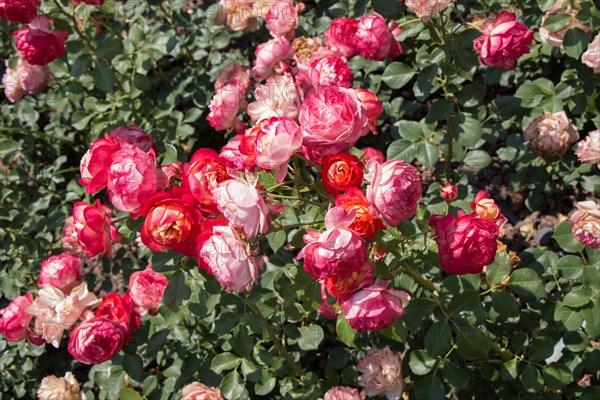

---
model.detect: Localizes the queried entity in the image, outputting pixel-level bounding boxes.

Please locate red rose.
[335,188,385,239]
[324,18,359,59]
[13,16,68,66]
[320,153,364,194]
[71,200,122,258]
[79,134,121,194]
[95,293,139,341]
[0,0,39,24]
[441,183,458,202]
[68,316,126,364]
[183,149,231,215]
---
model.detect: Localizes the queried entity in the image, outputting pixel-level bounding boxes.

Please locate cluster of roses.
[0,251,168,365]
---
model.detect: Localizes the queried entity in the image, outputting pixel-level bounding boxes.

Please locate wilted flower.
[523,111,579,158]
[214,63,251,93]
[357,347,405,400]
[577,130,600,168]
[582,34,600,73]
[323,386,366,400]
[405,0,454,22]
[182,382,224,400]
[570,201,600,249]
[214,0,267,32]
[37,372,84,400]
[2,58,53,102]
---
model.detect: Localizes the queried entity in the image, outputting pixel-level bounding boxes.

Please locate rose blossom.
[71,200,122,258]
[340,280,410,332]
[128,265,168,315]
[361,147,385,164]
[0,293,34,342]
[68,315,127,364]
[2,61,26,102]
[570,201,600,249]
[247,73,301,121]
[429,211,499,275]
[0,0,38,24]
[182,382,224,400]
[37,372,83,400]
[470,191,507,227]
[219,134,246,171]
[336,188,385,239]
[523,111,579,158]
[357,347,405,400]
[140,187,203,257]
[109,125,154,152]
[252,36,294,80]
[214,63,251,93]
[207,82,247,133]
[324,262,373,300]
[183,149,231,215]
[2,58,53,102]
[265,0,304,38]
[94,293,139,341]
[356,89,383,132]
[472,11,534,70]
[324,386,366,400]
[61,216,84,255]
[297,207,367,279]
[577,130,600,168]
[199,226,260,292]
[406,0,453,22]
[355,13,402,61]
[38,253,82,293]
[366,160,422,227]
[214,0,265,33]
[13,16,68,66]
[441,183,458,202]
[79,134,121,194]
[324,18,359,58]
[540,4,590,48]
[582,34,600,73]
[321,153,364,194]
[309,56,353,88]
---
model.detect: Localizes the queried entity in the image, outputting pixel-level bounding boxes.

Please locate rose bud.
[309,56,353,88]
[361,147,385,164]
[441,183,458,202]
[582,34,600,74]
[140,186,203,257]
[207,82,247,133]
[355,13,402,61]
[79,134,121,194]
[37,372,82,400]
[109,125,154,152]
[336,188,385,239]
[405,0,453,22]
[366,160,422,227]
[0,0,39,24]
[128,265,168,316]
[38,253,82,293]
[182,382,224,400]
[357,347,405,399]
[0,293,34,342]
[67,315,127,364]
[95,293,139,341]
[429,211,499,275]
[252,36,294,80]
[72,200,122,258]
[61,216,84,255]
[540,5,590,48]
[470,191,507,227]
[265,0,304,38]
[297,207,367,279]
[199,226,260,292]
[321,153,364,194]
[247,73,301,122]
[212,178,271,238]
[324,18,360,59]
[472,11,534,70]
[570,201,600,249]
[13,16,68,66]
[356,89,383,132]
[215,63,251,94]
[523,111,579,158]
[324,386,366,400]
[324,262,373,300]
[183,149,231,216]
[340,280,410,332]
[577,130,600,168]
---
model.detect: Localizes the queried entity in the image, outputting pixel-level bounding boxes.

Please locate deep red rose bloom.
[321,153,364,194]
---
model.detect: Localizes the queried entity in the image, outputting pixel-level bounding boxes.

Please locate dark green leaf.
[163,270,191,311]
[382,62,415,89]
[414,374,445,400]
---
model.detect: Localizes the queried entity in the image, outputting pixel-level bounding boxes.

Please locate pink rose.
[361,147,385,164]
[212,178,271,238]
[470,191,507,227]
[297,207,367,280]
[472,11,534,70]
[182,382,224,400]
[429,211,499,275]
[2,61,26,102]
[79,134,121,194]
[252,36,294,80]
[324,386,366,400]
[128,265,169,315]
[215,63,251,93]
[219,134,246,171]
[13,16,68,66]
[340,280,410,332]
[355,89,383,132]
[577,130,600,168]
[199,226,260,292]
[324,261,373,300]
[355,13,402,61]
[61,216,84,255]
[71,200,122,258]
[2,58,53,102]
[109,125,154,152]
[357,347,405,400]
[183,149,231,215]
[309,56,353,88]
[570,201,600,249]
[441,183,458,202]
[324,18,359,59]
[523,111,579,158]
[405,0,453,22]
[0,0,38,24]
[107,148,164,217]
[207,82,247,133]
[94,293,139,342]
[68,316,126,364]
[265,0,304,38]
[38,253,82,293]
[582,34,600,73]
[366,160,422,227]
[247,73,301,121]
[0,293,34,342]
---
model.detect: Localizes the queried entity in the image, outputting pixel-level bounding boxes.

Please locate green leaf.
[220,370,245,400]
[463,150,491,169]
[414,65,438,101]
[554,305,583,331]
[425,99,454,123]
[515,81,545,108]
[119,388,142,400]
[491,291,519,318]
[424,321,452,357]
[563,288,593,308]
[409,350,438,375]
[581,301,600,337]
[487,255,512,285]
[336,314,356,347]
[71,54,93,76]
[542,13,572,31]
[382,62,415,89]
[387,139,420,163]
[122,354,144,382]
[266,230,286,253]
[454,114,483,148]
[521,364,543,393]
[414,374,445,400]
[448,290,479,316]
[298,325,324,351]
[443,361,469,389]
[211,353,241,374]
[500,358,518,381]
[508,268,544,299]
[96,37,124,59]
[556,255,584,280]
[162,143,178,164]
[93,60,115,92]
[553,221,584,253]
[563,28,589,59]
[395,120,424,141]
[416,142,439,168]
[151,250,183,272]
[542,364,572,389]
[456,326,489,359]
[255,373,276,396]
[458,84,485,107]
[163,270,191,311]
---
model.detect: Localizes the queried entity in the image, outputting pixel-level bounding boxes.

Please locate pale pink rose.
[2,61,26,102]
[582,34,600,73]
[219,134,246,171]
[2,58,53,102]
[366,160,422,227]
[540,4,590,48]
[214,63,251,93]
[128,265,168,315]
[309,56,353,88]
[38,253,82,293]
[252,36,294,80]
[252,116,302,179]
[357,347,405,400]
[577,130,600,168]
[207,82,247,133]
[37,372,84,400]
[199,226,260,292]
[324,18,359,59]
[405,0,454,22]
[570,201,600,249]
[247,73,301,121]
[109,125,154,152]
[182,382,224,400]
[107,147,164,217]
[0,293,34,342]
[361,147,385,164]
[355,13,402,61]
[265,0,304,38]
[212,178,270,238]
[79,134,121,194]
[297,207,367,280]
[324,386,366,400]
[523,111,579,158]
[61,216,84,255]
